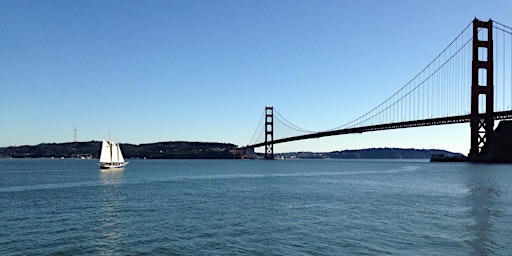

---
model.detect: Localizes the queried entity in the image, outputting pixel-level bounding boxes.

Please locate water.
[1,159,511,255]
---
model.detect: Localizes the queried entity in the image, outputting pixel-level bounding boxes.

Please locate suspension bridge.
[246,18,512,161]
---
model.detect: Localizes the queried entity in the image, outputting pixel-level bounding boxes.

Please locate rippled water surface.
[1,159,512,255]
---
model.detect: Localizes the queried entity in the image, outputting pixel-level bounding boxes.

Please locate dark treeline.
[327,148,460,159]
[1,142,467,160]
[0,141,242,159]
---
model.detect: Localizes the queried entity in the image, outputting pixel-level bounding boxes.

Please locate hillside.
[276,148,462,159]
[0,141,242,159]
[0,142,463,160]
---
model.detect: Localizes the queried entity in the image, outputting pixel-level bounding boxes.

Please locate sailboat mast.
[108,131,113,164]
[109,141,113,164]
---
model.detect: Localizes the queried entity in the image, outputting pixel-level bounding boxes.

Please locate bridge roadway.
[249,110,512,148]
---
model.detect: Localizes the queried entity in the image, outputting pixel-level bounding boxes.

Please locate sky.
[1,0,511,154]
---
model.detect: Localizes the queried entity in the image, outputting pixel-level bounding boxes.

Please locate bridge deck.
[249,110,512,148]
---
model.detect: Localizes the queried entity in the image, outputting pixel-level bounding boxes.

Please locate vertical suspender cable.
[443,53,447,116]
[461,34,465,114]
[420,71,426,119]
[448,48,451,115]
[495,31,498,111]
[448,46,451,115]
[454,43,457,114]
[504,30,506,111]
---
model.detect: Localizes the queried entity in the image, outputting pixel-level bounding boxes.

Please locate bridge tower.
[264,106,274,160]
[469,18,494,160]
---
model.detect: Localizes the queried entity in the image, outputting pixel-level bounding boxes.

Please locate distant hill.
[0,142,462,160]
[276,148,463,159]
[0,141,242,159]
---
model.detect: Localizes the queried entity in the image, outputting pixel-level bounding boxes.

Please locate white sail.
[99,140,111,163]
[117,144,125,163]
[111,142,120,163]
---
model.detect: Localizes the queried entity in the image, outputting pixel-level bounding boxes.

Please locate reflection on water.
[97,169,125,255]
[99,168,124,185]
[465,167,503,256]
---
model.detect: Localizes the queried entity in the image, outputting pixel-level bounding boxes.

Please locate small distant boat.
[99,139,128,169]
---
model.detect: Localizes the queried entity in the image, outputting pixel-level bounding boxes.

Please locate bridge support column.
[264,106,274,160]
[242,147,255,159]
[469,18,494,160]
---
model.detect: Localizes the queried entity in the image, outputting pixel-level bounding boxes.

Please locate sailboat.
[99,139,128,169]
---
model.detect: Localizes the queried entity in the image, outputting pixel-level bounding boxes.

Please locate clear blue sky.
[1,0,510,154]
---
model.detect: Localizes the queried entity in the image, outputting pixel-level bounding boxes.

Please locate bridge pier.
[476,121,512,162]
[241,147,255,159]
[469,18,494,161]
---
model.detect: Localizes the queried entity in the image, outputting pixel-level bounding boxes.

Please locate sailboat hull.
[99,162,128,169]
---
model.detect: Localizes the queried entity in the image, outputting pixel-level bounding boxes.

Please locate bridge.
[246,18,512,161]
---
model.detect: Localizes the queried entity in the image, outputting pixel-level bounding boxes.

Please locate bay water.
[1,158,511,255]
